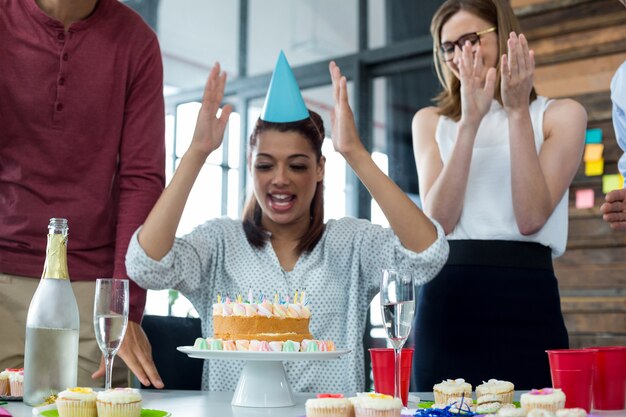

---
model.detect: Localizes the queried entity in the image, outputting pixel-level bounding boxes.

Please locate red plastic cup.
[369,348,413,406]
[546,349,597,412]
[586,346,626,410]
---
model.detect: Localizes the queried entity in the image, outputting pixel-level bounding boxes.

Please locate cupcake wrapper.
[477,391,514,404]
[0,379,9,396]
[57,399,97,417]
[354,406,401,417]
[433,390,473,406]
[306,405,353,417]
[9,381,23,397]
[522,400,566,413]
[96,400,142,417]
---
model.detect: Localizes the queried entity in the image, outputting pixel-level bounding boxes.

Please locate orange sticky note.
[585,159,604,176]
[575,189,594,209]
[583,143,604,162]
[602,174,624,194]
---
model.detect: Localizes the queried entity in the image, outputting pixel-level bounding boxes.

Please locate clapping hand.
[457,42,497,126]
[328,61,365,158]
[501,32,534,112]
[189,63,233,158]
[601,189,626,230]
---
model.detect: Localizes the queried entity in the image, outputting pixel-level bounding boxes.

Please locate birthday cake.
[212,291,313,342]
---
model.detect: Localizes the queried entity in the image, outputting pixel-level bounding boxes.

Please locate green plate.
[41,409,170,417]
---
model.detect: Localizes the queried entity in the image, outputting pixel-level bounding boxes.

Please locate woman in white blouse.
[411,0,587,390]
[125,61,448,392]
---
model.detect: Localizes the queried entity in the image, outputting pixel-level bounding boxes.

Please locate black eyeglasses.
[438,27,497,62]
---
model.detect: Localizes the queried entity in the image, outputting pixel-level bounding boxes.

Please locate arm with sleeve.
[113,36,166,323]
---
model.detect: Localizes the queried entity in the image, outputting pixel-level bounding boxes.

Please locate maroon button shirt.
[0,0,166,322]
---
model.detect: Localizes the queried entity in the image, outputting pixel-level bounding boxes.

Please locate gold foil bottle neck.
[42,218,69,280]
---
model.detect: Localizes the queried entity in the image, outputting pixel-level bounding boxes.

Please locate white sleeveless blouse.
[434,96,568,256]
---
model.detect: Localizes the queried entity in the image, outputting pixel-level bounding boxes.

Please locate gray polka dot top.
[126,217,448,392]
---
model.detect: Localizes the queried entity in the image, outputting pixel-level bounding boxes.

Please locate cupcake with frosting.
[306,394,353,417]
[57,387,97,417]
[351,393,402,417]
[476,379,515,404]
[96,388,142,417]
[433,378,472,406]
[0,369,12,396]
[521,388,566,412]
[8,369,23,397]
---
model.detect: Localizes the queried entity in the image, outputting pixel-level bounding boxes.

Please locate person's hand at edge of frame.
[601,188,626,231]
[92,320,164,389]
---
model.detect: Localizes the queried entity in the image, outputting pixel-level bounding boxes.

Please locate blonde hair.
[431,0,537,121]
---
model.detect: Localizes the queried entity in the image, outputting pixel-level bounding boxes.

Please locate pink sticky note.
[575,189,595,209]
[0,406,12,417]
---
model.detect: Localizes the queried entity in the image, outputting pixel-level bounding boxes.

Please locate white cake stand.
[177,346,351,408]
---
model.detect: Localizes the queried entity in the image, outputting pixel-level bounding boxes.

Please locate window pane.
[165,114,175,184]
[248,0,357,75]
[323,139,346,220]
[367,0,442,48]
[158,0,239,91]
[176,162,223,236]
[175,102,223,165]
[228,168,240,219]
[370,152,389,227]
[227,112,241,169]
[372,69,439,195]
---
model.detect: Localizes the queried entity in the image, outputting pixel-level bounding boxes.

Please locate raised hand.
[328,61,365,157]
[501,32,534,112]
[188,63,233,158]
[458,42,497,126]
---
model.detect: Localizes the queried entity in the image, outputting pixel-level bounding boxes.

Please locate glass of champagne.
[380,269,415,401]
[94,278,129,390]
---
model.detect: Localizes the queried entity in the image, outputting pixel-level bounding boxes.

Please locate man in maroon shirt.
[0,0,165,388]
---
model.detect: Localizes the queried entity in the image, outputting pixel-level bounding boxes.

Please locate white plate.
[177,346,351,361]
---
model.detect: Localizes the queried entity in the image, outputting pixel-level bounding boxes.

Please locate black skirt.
[411,240,569,391]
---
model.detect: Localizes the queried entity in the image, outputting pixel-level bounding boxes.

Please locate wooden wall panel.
[514,0,626,348]
[534,53,626,98]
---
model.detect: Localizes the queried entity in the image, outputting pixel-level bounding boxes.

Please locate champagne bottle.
[23,218,79,406]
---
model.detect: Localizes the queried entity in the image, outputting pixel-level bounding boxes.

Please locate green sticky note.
[585,128,602,144]
[603,174,624,194]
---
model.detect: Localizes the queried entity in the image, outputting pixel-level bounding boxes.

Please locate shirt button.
[63,53,69,61]
[57,33,65,41]
[56,103,64,111]
[58,77,65,86]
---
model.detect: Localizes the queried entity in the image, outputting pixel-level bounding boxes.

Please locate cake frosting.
[192,337,334,352]
[521,388,566,412]
[351,393,403,410]
[58,387,97,401]
[96,388,142,404]
[212,291,312,342]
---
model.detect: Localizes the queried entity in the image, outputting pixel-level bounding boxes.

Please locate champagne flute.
[94,278,129,390]
[380,269,415,401]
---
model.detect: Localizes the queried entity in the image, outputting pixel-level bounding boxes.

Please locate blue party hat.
[260,51,309,122]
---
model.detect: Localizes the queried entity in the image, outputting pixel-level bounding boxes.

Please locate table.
[3,391,626,417]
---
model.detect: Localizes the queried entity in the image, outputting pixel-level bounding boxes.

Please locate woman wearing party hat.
[125,52,448,392]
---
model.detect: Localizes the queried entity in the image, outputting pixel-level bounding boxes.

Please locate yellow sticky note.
[583,143,604,162]
[575,189,594,209]
[585,159,604,176]
[602,174,624,194]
